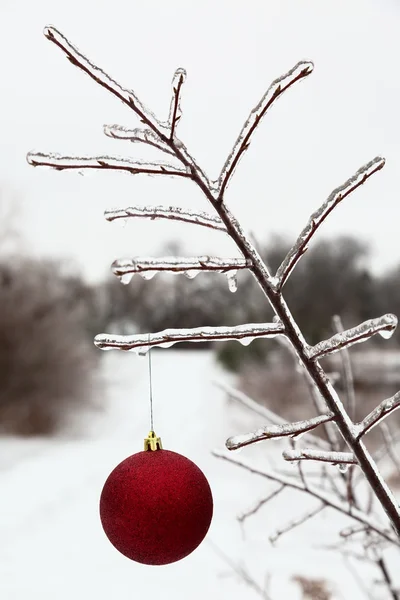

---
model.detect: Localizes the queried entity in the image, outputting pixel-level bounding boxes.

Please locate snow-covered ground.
[0,350,396,599]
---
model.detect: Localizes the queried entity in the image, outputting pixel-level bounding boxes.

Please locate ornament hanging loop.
[144,430,163,451]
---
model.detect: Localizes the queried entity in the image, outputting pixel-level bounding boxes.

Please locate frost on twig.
[276,157,385,288]
[104,206,227,233]
[26,152,190,177]
[168,68,186,138]
[43,26,168,135]
[356,391,400,439]
[111,255,250,284]
[269,503,325,544]
[307,314,397,360]
[94,322,285,353]
[217,60,314,198]
[226,413,335,450]
[282,448,358,466]
[103,125,175,155]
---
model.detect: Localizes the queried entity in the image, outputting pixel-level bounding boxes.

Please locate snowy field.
[0,350,397,600]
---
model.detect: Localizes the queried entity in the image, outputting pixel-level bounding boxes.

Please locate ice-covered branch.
[276,157,385,288]
[307,314,397,360]
[103,125,175,155]
[111,255,250,284]
[282,448,358,465]
[356,392,400,439]
[26,152,190,177]
[238,485,285,524]
[212,450,398,545]
[168,68,186,138]
[269,503,325,544]
[94,322,285,353]
[226,413,335,451]
[217,60,313,198]
[104,205,227,233]
[43,26,167,135]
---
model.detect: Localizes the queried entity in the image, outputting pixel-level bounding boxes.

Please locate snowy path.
[0,351,382,599]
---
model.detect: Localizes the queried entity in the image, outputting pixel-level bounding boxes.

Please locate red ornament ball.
[99,448,213,565]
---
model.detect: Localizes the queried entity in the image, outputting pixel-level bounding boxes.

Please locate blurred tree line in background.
[1,233,399,435]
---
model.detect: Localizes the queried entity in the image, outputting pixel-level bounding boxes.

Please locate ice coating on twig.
[276,157,385,288]
[226,413,335,450]
[282,448,357,465]
[104,205,227,232]
[26,152,190,177]
[103,125,175,155]
[217,60,314,198]
[238,485,285,524]
[111,256,251,281]
[43,26,168,135]
[168,68,186,138]
[356,391,400,439]
[308,314,397,360]
[269,504,325,544]
[94,322,285,353]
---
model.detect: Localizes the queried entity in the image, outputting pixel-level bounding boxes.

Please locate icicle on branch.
[269,503,326,544]
[307,314,397,360]
[217,60,314,198]
[94,322,285,353]
[355,391,400,439]
[276,157,385,288]
[43,26,168,135]
[26,152,190,177]
[212,450,399,545]
[168,68,186,138]
[226,413,335,451]
[282,448,358,465]
[103,125,175,155]
[111,255,251,283]
[104,205,227,233]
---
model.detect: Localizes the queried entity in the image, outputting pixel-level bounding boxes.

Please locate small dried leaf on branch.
[103,125,175,155]
[94,322,285,353]
[43,26,167,134]
[276,157,385,288]
[283,448,358,465]
[226,413,335,451]
[308,314,397,360]
[218,60,314,197]
[356,392,400,439]
[26,152,190,177]
[104,206,227,232]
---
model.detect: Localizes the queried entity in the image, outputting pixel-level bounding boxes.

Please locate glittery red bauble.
[99,449,213,565]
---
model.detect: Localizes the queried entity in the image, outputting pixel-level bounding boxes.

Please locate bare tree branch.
[269,503,325,544]
[217,60,313,198]
[168,68,186,139]
[308,314,398,360]
[104,205,227,232]
[226,413,335,451]
[95,322,285,352]
[356,391,400,439]
[103,125,175,155]
[276,157,385,288]
[282,448,357,465]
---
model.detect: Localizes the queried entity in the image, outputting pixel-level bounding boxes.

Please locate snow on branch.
[103,125,175,155]
[282,448,357,465]
[217,60,314,198]
[168,68,186,138]
[26,152,190,177]
[276,157,385,288]
[94,322,285,353]
[43,26,167,135]
[226,413,335,450]
[104,205,227,233]
[307,314,397,360]
[111,255,251,283]
[356,391,400,439]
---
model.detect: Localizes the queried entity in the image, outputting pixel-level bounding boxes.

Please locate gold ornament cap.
[144,430,163,451]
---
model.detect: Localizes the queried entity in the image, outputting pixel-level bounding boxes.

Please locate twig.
[94,322,285,352]
[333,315,356,423]
[282,448,357,465]
[269,503,325,544]
[104,205,227,232]
[308,314,398,360]
[356,391,400,439]
[238,484,285,524]
[380,422,400,478]
[276,157,385,288]
[168,68,186,138]
[226,413,335,450]
[103,125,175,155]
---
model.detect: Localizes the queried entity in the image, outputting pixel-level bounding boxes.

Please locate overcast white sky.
[1,0,400,282]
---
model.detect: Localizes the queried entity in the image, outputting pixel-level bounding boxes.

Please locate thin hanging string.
[148,337,154,431]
